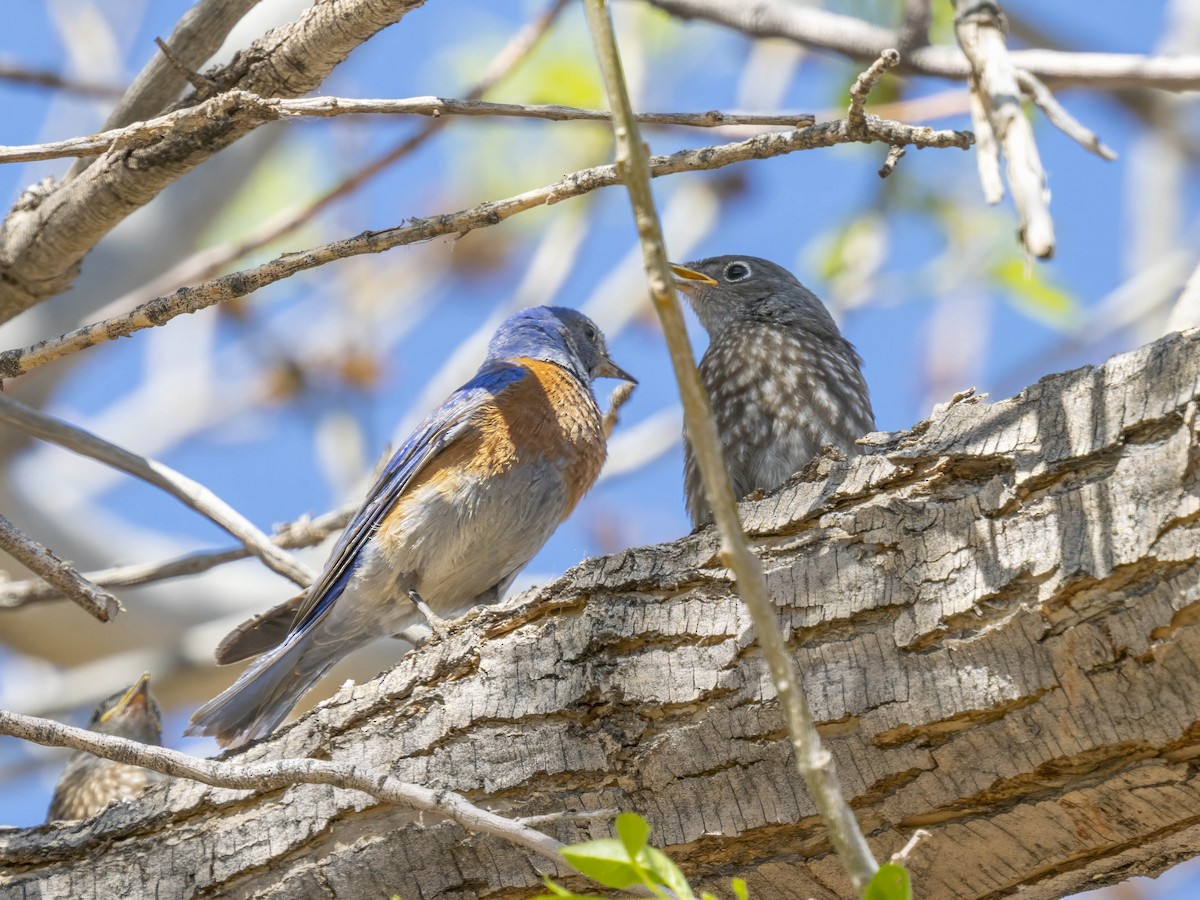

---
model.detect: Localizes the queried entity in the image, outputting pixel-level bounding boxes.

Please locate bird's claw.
[409,591,449,639]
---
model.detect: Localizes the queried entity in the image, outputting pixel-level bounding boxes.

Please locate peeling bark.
[4,329,1200,898]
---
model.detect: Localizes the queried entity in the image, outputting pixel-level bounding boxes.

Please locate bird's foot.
[409,591,449,639]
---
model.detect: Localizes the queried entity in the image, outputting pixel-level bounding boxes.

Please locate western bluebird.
[48,673,165,821]
[188,307,634,748]
[671,255,875,527]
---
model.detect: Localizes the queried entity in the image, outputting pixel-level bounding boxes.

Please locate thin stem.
[0,395,315,588]
[0,708,563,864]
[0,116,970,383]
[581,0,880,894]
[0,93,819,166]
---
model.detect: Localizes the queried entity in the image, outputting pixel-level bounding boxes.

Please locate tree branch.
[0,93,820,166]
[0,116,971,383]
[1015,68,1117,160]
[0,0,428,325]
[0,395,315,588]
[584,1,880,894]
[7,328,1200,896]
[0,506,354,610]
[0,709,564,865]
[644,0,1200,90]
[954,0,1055,258]
[0,61,123,98]
[80,0,572,344]
[67,0,261,179]
[0,514,121,622]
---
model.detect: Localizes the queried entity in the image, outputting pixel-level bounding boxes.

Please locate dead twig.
[0,514,121,622]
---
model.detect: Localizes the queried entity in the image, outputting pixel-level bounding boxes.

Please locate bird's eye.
[583,325,596,341]
[724,261,752,282]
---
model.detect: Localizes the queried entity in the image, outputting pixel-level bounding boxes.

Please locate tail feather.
[187,631,357,748]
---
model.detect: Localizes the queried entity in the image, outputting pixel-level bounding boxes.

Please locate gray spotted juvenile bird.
[671,255,875,526]
[47,673,165,821]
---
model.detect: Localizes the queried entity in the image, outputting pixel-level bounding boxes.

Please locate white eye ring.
[724,261,752,282]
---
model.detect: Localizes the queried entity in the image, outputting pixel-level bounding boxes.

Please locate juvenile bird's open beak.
[670,263,718,290]
[102,672,152,722]
[596,356,637,384]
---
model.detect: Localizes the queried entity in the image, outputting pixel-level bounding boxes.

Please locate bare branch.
[0,93,820,166]
[644,0,1200,91]
[0,709,564,865]
[848,47,900,130]
[0,61,123,98]
[0,514,121,622]
[954,1,1055,258]
[0,506,354,610]
[1015,69,1118,160]
[0,0,429,325]
[602,383,638,440]
[83,0,571,338]
[583,2,880,894]
[878,143,907,178]
[897,0,932,51]
[0,116,971,383]
[95,0,258,128]
[0,395,315,588]
[967,84,1004,203]
[152,36,217,97]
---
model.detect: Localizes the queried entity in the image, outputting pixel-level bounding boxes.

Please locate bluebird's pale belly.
[319,356,604,641]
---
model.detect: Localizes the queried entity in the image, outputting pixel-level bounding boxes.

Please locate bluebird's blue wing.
[286,361,529,639]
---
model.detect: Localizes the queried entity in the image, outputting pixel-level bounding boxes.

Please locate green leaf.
[640,846,695,899]
[864,863,913,900]
[531,875,608,900]
[732,877,749,900]
[991,257,1080,329]
[616,813,651,859]
[561,839,643,890]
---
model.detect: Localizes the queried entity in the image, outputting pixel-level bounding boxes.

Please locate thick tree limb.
[0,115,971,383]
[0,395,315,588]
[0,94,819,166]
[0,0,428,325]
[0,514,121,622]
[644,0,1200,90]
[4,316,1197,898]
[68,0,262,180]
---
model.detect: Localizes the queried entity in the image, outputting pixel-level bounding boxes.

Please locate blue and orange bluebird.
[187,307,635,748]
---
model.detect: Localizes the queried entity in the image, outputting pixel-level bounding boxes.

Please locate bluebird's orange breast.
[414,359,605,518]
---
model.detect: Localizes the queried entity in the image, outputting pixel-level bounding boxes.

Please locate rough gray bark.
[4,328,1200,898]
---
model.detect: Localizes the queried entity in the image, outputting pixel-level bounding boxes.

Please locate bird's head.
[489,306,636,386]
[670,255,839,340]
[88,672,163,745]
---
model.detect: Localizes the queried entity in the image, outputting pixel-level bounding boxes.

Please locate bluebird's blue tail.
[186,627,366,748]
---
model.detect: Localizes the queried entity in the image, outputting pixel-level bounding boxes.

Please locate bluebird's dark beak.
[670,263,718,290]
[596,355,637,384]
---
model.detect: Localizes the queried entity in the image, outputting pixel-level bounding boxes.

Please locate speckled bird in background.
[188,307,635,748]
[47,673,164,821]
[672,255,875,526]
